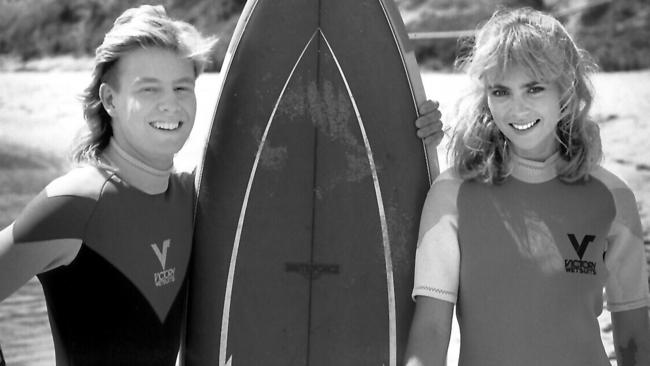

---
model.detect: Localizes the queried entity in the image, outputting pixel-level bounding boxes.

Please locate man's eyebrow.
[175,77,196,84]
[133,77,161,84]
[133,77,195,84]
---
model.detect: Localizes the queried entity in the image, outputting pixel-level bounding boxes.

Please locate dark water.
[0,278,54,366]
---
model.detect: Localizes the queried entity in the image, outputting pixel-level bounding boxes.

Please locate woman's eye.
[492,89,507,97]
[529,86,545,94]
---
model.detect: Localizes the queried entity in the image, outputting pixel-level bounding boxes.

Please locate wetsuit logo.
[151,239,176,287]
[564,234,597,275]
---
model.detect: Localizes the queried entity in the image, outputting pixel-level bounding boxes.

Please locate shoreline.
[2,55,649,74]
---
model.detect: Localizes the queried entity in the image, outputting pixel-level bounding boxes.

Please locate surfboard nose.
[183,1,433,365]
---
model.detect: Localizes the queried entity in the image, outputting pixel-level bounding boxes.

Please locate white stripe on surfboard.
[319,30,397,366]
[220,29,321,366]
[216,1,263,365]
[222,27,397,365]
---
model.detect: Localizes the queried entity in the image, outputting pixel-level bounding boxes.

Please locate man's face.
[103,47,197,169]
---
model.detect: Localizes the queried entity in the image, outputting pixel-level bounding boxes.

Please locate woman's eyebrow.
[488,83,508,89]
[522,80,542,88]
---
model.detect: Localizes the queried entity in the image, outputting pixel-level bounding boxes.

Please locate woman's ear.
[99,83,116,117]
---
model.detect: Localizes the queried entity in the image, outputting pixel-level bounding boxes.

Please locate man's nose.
[158,91,181,113]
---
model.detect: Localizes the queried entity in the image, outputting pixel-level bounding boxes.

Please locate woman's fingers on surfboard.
[418,99,440,116]
[415,100,444,146]
[416,100,442,130]
[421,129,444,148]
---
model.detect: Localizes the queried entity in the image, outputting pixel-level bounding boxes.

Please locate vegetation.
[403,0,650,71]
[564,0,650,71]
[0,0,647,71]
[0,0,246,70]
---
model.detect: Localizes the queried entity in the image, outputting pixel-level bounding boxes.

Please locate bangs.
[469,10,575,86]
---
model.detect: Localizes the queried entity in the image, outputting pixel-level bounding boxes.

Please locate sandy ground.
[0,70,648,365]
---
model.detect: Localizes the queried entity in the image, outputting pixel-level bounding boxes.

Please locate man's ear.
[99,83,116,116]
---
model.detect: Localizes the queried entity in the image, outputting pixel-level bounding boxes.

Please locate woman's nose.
[510,96,531,116]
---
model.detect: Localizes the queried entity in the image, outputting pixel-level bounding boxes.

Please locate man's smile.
[149,120,183,131]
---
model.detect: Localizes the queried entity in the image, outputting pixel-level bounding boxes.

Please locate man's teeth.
[150,121,181,130]
[511,119,539,131]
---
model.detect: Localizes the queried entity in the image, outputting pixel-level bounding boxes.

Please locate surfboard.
[182,0,438,365]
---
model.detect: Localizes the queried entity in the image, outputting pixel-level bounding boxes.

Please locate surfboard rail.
[378,0,439,184]
[183,1,439,365]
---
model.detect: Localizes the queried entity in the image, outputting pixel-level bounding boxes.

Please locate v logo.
[567,234,595,260]
[151,239,171,270]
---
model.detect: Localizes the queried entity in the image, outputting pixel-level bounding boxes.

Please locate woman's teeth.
[150,121,181,130]
[511,119,540,131]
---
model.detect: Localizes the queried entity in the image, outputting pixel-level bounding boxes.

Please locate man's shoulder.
[45,165,114,200]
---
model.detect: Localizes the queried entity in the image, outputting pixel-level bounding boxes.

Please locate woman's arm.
[404,297,454,366]
[612,307,650,366]
[592,168,650,365]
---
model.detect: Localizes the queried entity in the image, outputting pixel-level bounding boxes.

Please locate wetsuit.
[413,153,650,366]
[1,140,194,365]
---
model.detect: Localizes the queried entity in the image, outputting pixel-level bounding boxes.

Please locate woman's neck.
[509,151,560,184]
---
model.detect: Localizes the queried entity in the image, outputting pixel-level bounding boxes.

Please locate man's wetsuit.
[6,140,194,365]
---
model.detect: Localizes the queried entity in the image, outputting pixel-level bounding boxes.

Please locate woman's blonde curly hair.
[449,7,601,184]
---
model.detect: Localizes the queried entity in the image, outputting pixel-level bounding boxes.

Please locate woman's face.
[486,65,562,162]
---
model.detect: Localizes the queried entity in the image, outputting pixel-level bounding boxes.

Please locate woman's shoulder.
[589,165,640,218]
[429,167,465,194]
[589,165,632,191]
[424,167,464,207]
[433,167,463,185]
